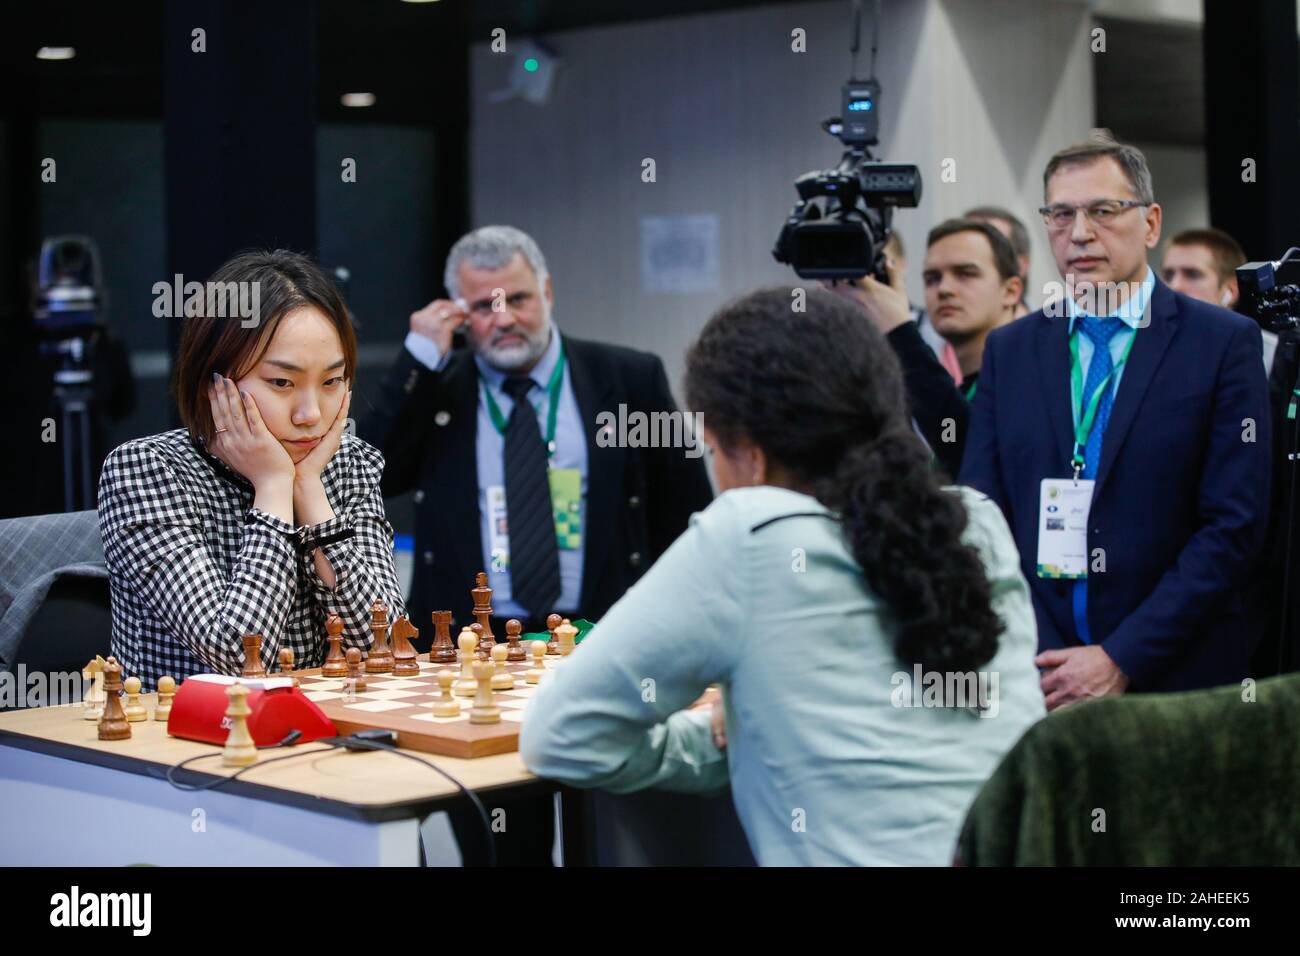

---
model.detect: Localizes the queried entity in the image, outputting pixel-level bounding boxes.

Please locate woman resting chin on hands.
[98,250,405,690]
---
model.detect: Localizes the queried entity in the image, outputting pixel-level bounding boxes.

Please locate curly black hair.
[684,285,1003,673]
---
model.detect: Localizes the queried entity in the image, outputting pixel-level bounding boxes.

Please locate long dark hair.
[684,286,1002,673]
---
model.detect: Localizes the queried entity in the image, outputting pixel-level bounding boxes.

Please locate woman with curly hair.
[521,285,1044,865]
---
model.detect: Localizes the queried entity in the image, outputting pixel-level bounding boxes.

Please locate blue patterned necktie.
[1076,315,1127,480]
[1072,315,1127,645]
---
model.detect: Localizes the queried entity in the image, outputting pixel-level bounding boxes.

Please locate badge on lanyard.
[549,468,582,550]
[483,339,583,557]
[487,472,583,565]
[487,485,510,572]
[1036,478,1093,579]
[1035,321,1137,579]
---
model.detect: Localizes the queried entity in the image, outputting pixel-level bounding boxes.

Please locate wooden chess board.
[295,653,564,758]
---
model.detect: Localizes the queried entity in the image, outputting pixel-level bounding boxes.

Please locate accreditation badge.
[1036,478,1094,579]
[548,468,583,550]
[487,484,510,572]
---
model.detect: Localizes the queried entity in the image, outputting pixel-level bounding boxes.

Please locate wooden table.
[0,695,561,866]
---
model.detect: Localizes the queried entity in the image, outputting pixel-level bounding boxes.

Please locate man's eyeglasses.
[466,290,535,318]
[1038,199,1148,231]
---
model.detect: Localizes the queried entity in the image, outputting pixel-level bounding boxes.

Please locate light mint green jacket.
[520,485,1046,865]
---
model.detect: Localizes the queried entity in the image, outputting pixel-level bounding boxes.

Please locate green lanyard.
[963,379,978,402]
[482,340,566,456]
[1068,326,1137,478]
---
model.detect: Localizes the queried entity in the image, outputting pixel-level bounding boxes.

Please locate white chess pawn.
[123,676,148,721]
[469,661,501,724]
[431,671,460,718]
[490,643,515,691]
[525,640,547,684]
[453,629,479,697]
[154,676,176,721]
[555,618,578,657]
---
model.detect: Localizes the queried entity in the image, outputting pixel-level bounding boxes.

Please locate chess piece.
[490,643,515,691]
[97,659,131,741]
[322,614,348,677]
[221,683,258,767]
[470,660,501,724]
[471,571,497,646]
[279,648,298,686]
[525,641,547,684]
[345,647,367,693]
[545,613,562,656]
[241,634,266,678]
[123,676,148,721]
[505,619,526,662]
[365,600,395,674]
[432,671,461,718]
[556,618,579,657]
[453,629,479,697]
[82,657,106,720]
[430,610,457,664]
[471,623,492,661]
[154,676,176,721]
[391,615,420,677]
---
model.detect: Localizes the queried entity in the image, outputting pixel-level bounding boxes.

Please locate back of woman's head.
[684,285,1002,674]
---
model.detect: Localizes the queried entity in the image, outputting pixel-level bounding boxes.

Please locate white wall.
[1137,141,1209,249]
[920,0,1096,306]
[468,0,1096,395]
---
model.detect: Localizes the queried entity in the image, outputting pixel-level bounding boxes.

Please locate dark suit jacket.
[886,320,972,480]
[959,279,1272,692]
[361,333,714,636]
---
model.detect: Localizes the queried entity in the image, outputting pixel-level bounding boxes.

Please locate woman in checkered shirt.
[98,250,406,689]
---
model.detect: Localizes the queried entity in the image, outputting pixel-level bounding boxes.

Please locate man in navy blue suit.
[960,131,1271,708]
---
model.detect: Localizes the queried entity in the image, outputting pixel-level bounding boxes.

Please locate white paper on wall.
[639,213,720,294]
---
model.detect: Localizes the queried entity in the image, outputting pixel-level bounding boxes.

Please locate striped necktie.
[502,376,561,617]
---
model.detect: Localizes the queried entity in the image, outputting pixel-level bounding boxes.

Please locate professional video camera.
[773,0,922,281]
[1237,248,1300,334]
[31,235,108,511]
[33,235,106,338]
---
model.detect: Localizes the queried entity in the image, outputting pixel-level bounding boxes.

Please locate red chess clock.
[167,675,336,747]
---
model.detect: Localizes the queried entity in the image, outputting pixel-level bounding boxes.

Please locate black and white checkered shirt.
[98,428,406,690]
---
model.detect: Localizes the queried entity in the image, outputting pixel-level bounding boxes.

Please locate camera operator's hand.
[409,297,470,356]
[823,257,912,336]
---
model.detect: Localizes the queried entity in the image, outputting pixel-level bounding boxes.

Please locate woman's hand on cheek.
[294,388,351,484]
[207,375,296,490]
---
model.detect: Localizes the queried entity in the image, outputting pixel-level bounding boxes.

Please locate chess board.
[295,653,562,758]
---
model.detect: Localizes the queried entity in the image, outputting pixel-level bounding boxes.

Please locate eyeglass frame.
[1037,199,1149,231]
